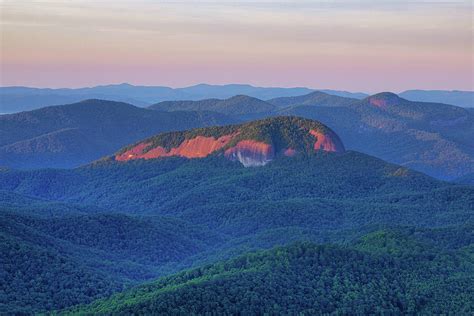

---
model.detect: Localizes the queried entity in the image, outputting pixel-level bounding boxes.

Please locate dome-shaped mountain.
[114,116,345,167]
[365,92,405,108]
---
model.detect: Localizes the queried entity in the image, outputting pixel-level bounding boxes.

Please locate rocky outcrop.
[114,116,346,167]
[116,134,235,161]
[224,140,274,167]
[367,92,401,109]
[309,129,345,153]
[115,142,153,161]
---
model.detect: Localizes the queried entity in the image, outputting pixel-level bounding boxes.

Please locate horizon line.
[1,82,473,94]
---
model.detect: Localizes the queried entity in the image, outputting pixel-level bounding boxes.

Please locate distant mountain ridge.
[268,91,358,108]
[2,83,472,116]
[399,90,473,108]
[1,90,473,179]
[146,91,474,179]
[274,92,474,179]
[150,95,277,119]
[0,99,237,169]
[0,83,367,114]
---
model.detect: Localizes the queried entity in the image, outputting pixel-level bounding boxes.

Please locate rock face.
[115,134,236,161]
[366,92,402,109]
[310,129,345,153]
[114,117,345,167]
[224,140,274,167]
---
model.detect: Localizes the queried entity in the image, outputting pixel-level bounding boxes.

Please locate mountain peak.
[366,92,403,108]
[225,94,270,104]
[114,116,345,167]
[228,94,258,100]
[307,91,332,97]
[268,91,358,108]
[150,94,276,116]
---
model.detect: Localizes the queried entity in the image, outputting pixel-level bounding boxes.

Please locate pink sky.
[1,0,472,93]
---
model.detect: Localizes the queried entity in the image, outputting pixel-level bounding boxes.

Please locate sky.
[0,0,472,93]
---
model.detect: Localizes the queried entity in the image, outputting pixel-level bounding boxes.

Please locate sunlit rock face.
[224,140,275,167]
[115,142,153,161]
[115,134,235,161]
[309,129,345,153]
[114,117,346,167]
[367,92,401,109]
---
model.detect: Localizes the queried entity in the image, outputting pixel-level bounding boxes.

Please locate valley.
[1,117,472,313]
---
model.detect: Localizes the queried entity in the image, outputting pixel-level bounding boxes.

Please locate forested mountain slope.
[0,99,236,169]
[1,118,473,313]
[268,91,358,108]
[0,152,474,312]
[2,90,472,180]
[275,92,474,179]
[1,83,368,113]
[0,208,222,314]
[113,117,344,166]
[66,233,474,315]
[149,95,277,119]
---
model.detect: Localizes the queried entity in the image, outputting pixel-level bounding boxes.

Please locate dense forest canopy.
[66,235,474,315]
[1,150,473,313]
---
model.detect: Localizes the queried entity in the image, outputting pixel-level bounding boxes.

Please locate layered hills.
[1,90,472,179]
[0,99,237,169]
[1,83,368,114]
[2,84,471,116]
[114,117,344,167]
[1,96,473,314]
[156,92,471,180]
[149,95,277,119]
[0,117,473,313]
[146,91,474,179]
[0,209,221,314]
[268,91,358,108]
[399,90,473,108]
[67,234,474,315]
[275,92,474,179]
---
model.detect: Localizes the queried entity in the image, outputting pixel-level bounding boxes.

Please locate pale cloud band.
[1,0,472,92]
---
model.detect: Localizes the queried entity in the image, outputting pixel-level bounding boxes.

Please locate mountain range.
[276,91,474,180]
[0,83,352,114]
[0,99,237,169]
[1,83,471,114]
[1,87,473,314]
[150,95,278,119]
[1,117,473,313]
[1,116,473,313]
[399,90,473,108]
[1,91,472,179]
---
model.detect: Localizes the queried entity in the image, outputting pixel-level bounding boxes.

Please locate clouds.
[1,0,472,91]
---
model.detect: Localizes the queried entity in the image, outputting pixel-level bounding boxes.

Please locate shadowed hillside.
[149,95,277,119]
[275,92,474,179]
[65,235,473,315]
[0,117,472,313]
[0,99,237,169]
